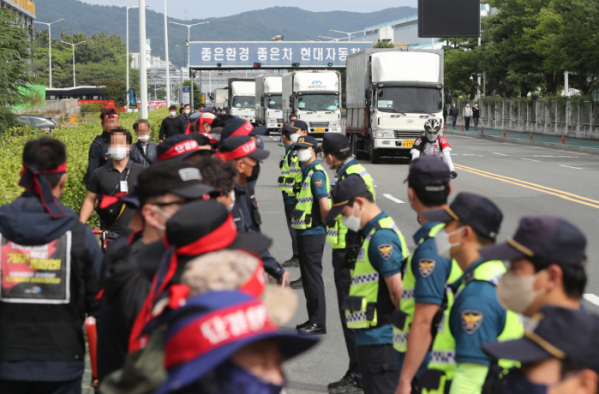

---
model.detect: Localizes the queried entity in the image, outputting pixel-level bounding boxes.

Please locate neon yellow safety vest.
[277,147,302,196]
[345,216,408,329]
[326,163,376,249]
[421,260,524,394]
[291,163,330,230]
[393,224,463,353]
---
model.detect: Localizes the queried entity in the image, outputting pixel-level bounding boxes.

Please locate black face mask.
[246,162,260,182]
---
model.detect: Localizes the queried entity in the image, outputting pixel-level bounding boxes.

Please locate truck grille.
[276,118,283,123]
[394,131,423,139]
[310,122,329,128]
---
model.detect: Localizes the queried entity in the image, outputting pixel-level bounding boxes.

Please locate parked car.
[17,115,57,133]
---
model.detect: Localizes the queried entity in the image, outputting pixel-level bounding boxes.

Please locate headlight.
[374,129,395,138]
[329,121,341,128]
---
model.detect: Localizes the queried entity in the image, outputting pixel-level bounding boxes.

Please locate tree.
[183,80,201,107]
[99,80,126,109]
[0,8,33,130]
[373,41,395,48]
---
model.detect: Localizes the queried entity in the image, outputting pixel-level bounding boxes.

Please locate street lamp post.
[139,0,148,119]
[33,19,64,89]
[163,0,171,106]
[330,29,365,42]
[61,40,85,87]
[169,21,209,43]
[319,36,345,42]
[127,5,148,112]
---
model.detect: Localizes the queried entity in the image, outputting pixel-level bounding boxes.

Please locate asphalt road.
[255,133,599,394]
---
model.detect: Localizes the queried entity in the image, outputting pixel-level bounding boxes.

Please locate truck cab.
[283,70,343,137]
[228,79,256,124]
[255,75,283,134]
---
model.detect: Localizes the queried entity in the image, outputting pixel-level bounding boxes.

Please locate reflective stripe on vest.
[345,216,408,329]
[278,149,302,196]
[393,224,462,353]
[422,260,524,394]
[326,164,376,249]
[291,164,330,231]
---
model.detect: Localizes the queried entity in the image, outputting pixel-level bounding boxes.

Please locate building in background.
[1,0,36,63]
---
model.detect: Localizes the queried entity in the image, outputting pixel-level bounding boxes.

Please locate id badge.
[120,181,128,193]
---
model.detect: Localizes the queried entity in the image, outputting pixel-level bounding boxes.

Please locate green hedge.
[0,108,168,227]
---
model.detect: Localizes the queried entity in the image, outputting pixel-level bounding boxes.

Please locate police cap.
[293,136,321,152]
[423,192,503,240]
[325,176,369,222]
[292,120,308,131]
[405,156,451,191]
[321,133,350,155]
[479,216,587,265]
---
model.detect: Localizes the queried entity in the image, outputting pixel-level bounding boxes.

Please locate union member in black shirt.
[159,105,185,142]
[80,129,145,242]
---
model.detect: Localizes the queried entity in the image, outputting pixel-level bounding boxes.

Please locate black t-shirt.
[89,159,144,235]
[159,117,185,140]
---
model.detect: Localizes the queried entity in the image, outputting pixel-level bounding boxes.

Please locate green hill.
[34,0,416,67]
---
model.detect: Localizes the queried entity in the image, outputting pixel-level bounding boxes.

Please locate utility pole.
[139,0,148,119]
[163,0,170,106]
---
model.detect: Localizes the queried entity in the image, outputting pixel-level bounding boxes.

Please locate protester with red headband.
[80,128,145,245]
[0,137,102,393]
[86,108,119,188]
[157,134,204,163]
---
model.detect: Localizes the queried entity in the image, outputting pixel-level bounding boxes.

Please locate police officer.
[394,157,461,394]
[418,193,523,394]
[482,306,599,394]
[86,108,119,187]
[291,136,330,334]
[325,176,407,394]
[278,123,306,268]
[479,216,587,317]
[322,133,375,393]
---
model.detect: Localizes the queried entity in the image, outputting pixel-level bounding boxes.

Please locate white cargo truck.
[255,75,283,134]
[212,88,228,110]
[282,70,343,137]
[346,49,444,163]
[228,79,256,124]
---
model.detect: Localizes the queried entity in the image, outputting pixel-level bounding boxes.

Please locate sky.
[81,0,418,20]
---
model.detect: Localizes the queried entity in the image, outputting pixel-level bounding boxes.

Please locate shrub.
[80,102,104,113]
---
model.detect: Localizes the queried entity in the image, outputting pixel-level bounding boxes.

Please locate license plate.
[402,140,415,148]
[315,128,325,133]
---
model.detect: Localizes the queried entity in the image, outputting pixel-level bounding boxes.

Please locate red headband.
[231,121,254,137]
[158,140,200,161]
[101,114,118,120]
[19,162,67,219]
[215,140,257,161]
[164,300,276,369]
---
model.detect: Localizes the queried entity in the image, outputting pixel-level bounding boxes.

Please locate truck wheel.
[370,149,381,164]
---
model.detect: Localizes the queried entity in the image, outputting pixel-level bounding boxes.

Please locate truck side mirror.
[342,94,346,107]
[365,88,372,99]
[365,99,371,107]
[289,95,294,108]
[260,96,264,105]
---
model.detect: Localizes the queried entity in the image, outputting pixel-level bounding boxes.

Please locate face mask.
[184,109,190,115]
[426,132,438,143]
[170,111,177,117]
[290,134,300,144]
[226,190,235,212]
[138,135,150,142]
[496,269,547,314]
[246,162,260,182]
[434,226,465,259]
[109,146,128,161]
[297,149,313,163]
[342,203,362,232]
[504,367,577,394]
[208,360,285,394]
[154,205,173,231]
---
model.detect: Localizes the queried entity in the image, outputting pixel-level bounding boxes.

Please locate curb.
[444,130,599,156]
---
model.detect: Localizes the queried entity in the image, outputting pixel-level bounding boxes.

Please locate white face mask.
[297,148,313,163]
[154,205,173,231]
[170,111,177,117]
[138,135,150,142]
[341,203,362,232]
[109,146,128,161]
[434,226,465,259]
[184,109,190,115]
[426,132,438,143]
[226,190,235,212]
[496,269,547,314]
[290,134,300,144]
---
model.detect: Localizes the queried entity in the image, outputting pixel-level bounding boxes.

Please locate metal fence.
[450,100,599,140]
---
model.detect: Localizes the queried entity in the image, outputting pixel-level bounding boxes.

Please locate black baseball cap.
[423,192,503,240]
[157,135,201,162]
[479,216,587,265]
[282,124,301,137]
[405,156,451,190]
[216,136,269,161]
[293,136,321,152]
[325,176,369,222]
[136,161,216,204]
[293,120,308,131]
[322,133,350,154]
[221,118,267,140]
[482,305,599,373]
[95,193,139,226]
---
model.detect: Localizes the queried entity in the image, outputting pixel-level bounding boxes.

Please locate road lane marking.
[584,294,599,307]
[493,152,508,156]
[454,164,599,210]
[461,154,483,156]
[383,194,405,204]
[522,158,541,162]
[560,165,583,170]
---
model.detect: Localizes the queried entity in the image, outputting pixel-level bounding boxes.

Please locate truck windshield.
[298,94,339,111]
[267,95,282,109]
[232,96,255,109]
[376,87,442,114]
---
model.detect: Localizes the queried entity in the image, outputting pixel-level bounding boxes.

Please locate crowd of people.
[0,105,594,394]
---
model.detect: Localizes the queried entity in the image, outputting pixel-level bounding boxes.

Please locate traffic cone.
[445,122,447,131]
[462,124,464,132]
[503,129,506,138]
[562,134,565,145]
[481,127,484,135]
[530,131,533,141]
